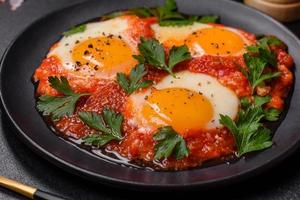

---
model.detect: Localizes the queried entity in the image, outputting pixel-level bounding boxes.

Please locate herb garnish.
[241,36,282,91]
[117,64,153,94]
[220,95,280,157]
[63,24,86,36]
[197,15,219,23]
[37,76,89,121]
[153,126,189,160]
[101,0,218,26]
[79,108,124,147]
[157,0,218,26]
[247,36,282,67]
[135,37,191,76]
[242,53,281,90]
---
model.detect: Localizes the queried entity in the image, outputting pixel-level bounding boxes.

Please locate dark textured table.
[1,0,300,199]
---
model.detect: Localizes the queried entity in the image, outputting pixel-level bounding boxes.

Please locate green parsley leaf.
[79,108,124,147]
[259,48,277,67]
[239,127,273,156]
[153,126,189,160]
[117,64,152,94]
[197,15,219,23]
[220,94,280,157]
[259,36,283,47]
[247,36,282,67]
[156,0,218,26]
[168,45,192,69]
[137,37,166,68]
[156,0,219,26]
[240,97,251,108]
[220,105,272,157]
[37,77,88,121]
[136,37,191,76]
[159,19,193,26]
[254,95,271,107]
[81,134,116,147]
[63,24,86,36]
[242,53,281,90]
[264,108,281,121]
[157,0,192,26]
[79,108,123,139]
[48,76,74,95]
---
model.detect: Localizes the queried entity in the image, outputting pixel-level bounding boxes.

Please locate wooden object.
[244,0,300,22]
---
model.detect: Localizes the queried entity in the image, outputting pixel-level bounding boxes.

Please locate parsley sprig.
[220,96,280,157]
[101,0,218,26]
[247,36,282,67]
[157,0,218,26]
[242,36,282,91]
[242,53,281,90]
[153,126,189,160]
[135,37,191,76]
[37,76,89,121]
[117,64,152,94]
[63,24,86,36]
[79,108,124,147]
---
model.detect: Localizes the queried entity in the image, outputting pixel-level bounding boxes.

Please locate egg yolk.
[185,27,245,56]
[72,36,137,76]
[141,88,213,134]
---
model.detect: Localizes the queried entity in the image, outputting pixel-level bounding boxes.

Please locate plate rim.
[1,0,300,190]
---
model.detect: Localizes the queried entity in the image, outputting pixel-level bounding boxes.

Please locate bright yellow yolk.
[141,88,213,134]
[72,36,137,75]
[185,27,245,55]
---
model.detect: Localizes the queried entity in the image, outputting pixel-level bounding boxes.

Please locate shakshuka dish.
[33,0,294,170]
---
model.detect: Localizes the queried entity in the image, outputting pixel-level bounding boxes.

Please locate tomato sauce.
[33,18,294,170]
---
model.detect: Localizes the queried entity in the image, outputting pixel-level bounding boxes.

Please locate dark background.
[1,0,300,199]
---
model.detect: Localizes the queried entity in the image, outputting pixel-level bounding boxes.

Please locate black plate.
[1,0,300,190]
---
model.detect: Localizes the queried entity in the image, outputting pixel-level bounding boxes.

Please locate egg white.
[127,70,240,132]
[48,17,137,76]
[151,22,211,44]
[151,22,253,57]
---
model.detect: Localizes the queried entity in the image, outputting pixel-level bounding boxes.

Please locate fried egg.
[151,22,254,57]
[48,17,140,79]
[125,71,239,135]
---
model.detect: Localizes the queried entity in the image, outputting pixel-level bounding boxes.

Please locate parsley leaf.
[219,95,279,157]
[197,15,219,23]
[101,0,218,26]
[247,36,282,67]
[136,37,191,76]
[254,95,271,107]
[117,64,152,94]
[242,53,281,90]
[220,107,272,157]
[153,126,189,160]
[79,108,124,147]
[63,24,86,36]
[264,108,281,121]
[168,45,192,69]
[137,37,166,67]
[157,0,218,26]
[37,76,88,121]
[81,134,116,147]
